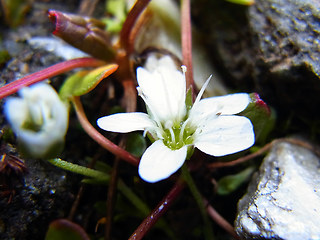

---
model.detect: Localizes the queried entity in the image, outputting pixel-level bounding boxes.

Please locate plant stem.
[203,198,240,240]
[128,179,185,240]
[181,0,195,94]
[120,0,151,54]
[48,158,109,180]
[181,164,215,240]
[71,96,140,166]
[208,138,320,169]
[105,147,122,240]
[0,57,105,99]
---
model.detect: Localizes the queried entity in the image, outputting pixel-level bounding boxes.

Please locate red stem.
[128,180,185,240]
[181,0,195,93]
[204,199,240,240]
[72,96,139,166]
[120,0,151,54]
[0,57,106,99]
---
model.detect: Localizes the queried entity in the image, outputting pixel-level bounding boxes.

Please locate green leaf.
[217,167,255,195]
[59,64,118,100]
[102,0,127,33]
[45,219,90,240]
[125,133,147,157]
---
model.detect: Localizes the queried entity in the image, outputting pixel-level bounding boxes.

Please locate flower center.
[162,120,196,150]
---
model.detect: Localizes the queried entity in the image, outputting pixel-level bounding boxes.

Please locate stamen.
[179,118,190,141]
[169,127,176,145]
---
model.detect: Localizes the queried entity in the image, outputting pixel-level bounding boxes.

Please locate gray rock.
[248,0,320,118]
[235,141,320,239]
[193,0,320,124]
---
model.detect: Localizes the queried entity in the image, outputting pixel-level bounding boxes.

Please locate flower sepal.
[240,93,275,143]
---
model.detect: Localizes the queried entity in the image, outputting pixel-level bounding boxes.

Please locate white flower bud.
[4,83,69,158]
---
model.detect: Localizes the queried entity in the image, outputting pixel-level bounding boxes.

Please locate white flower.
[4,83,69,158]
[97,56,254,183]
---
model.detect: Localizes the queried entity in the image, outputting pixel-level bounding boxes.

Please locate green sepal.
[241,93,275,143]
[217,166,255,195]
[186,145,195,160]
[59,64,118,100]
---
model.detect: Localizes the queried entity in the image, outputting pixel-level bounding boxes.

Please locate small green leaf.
[125,133,147,157]
[45,219,90,240]
[59,64,118,100]
[102,0,127,33]
[217,167,255,195]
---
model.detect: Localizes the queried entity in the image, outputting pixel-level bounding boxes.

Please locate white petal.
[136,59,186,122]
[4,83,69,158]
[191,93,250,119]
[194,115,254,157]
[138,140,187,183]
[97,112,155,133]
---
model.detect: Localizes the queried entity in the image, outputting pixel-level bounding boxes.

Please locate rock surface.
[235,141,320,239]
[193,0,320,130]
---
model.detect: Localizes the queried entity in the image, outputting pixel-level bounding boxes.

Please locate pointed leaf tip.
[59,64,118,100]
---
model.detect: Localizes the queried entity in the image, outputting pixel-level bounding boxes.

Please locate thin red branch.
[181,0,195,93]
[208,142,272,169]
[120,0,151,54]
[207,137,320,169]
[0,57,106,99]
[204,199,240,240]
[128,179,185,240]
[72,96,139,166]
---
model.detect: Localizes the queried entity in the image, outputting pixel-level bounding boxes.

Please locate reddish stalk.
[208,142,272,169]
[204,199,240,240]
[207,137,320,169]
[119,0,151,54]
[71,96,139,166]
[0,57,106,99]
[181,0,195,93]
[128,179,185,240]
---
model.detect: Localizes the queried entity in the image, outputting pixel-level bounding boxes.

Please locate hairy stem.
[0,58,105,99]
[71,96,140,166]
[128,179,185,240]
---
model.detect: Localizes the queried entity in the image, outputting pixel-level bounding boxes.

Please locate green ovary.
[163,122,196,150]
